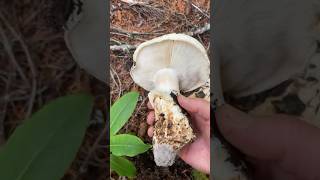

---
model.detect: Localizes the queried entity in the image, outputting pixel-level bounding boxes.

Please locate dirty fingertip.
[147,126,154,137]
[147,111,155,125]
[177,95,189,105]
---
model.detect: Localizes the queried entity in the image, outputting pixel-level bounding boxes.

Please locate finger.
[147,111,155,125]
[178,95,210,137]
[215,104,285,159]
[191,114,210,140]
[215,104,320,177]
[177,95,210,120]
[178,145,190,162]
[147,126,154,137]
[178,139,210,174]
[147,101,154,109]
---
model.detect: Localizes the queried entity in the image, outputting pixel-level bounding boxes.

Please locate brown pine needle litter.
[0,1,107,180]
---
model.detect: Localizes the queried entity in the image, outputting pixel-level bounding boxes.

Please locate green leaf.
[192,169,209,180]
[0,94,93,180]
[110,92,139,135]
[111,134,151,157]
[110,154,136,177]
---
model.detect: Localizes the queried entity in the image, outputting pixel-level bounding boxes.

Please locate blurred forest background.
[0,1,107,179]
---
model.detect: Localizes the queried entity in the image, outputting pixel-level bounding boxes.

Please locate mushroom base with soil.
[149,90,195,166]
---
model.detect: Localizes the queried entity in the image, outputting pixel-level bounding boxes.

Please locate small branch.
[110,44,137,52]
[133,96,147,118]
[111,26,165,36]
[184,0,209,18]
[110,67,122,99]
[0,23,29,86]
[78,124,107,176]
[184,23,210,36]
[110,23,210,52]
[119,0,147,5]
[110,31,147,42]
[0,10,37,118]
[191,3,209,18]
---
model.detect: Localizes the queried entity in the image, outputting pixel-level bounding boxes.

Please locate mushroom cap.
[64,0,107,83]
[130,33,210,92]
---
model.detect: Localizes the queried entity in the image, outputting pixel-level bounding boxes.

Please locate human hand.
[146,95,210,174]
[215,104,320,180]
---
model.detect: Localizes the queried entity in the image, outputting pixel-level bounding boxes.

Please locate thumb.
[215,104,320,177]
[177,95,210,119]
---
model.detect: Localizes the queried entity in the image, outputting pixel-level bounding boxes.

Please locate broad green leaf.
[192,169,209,180]
[111,134,151,157]
[110,154,136,177]
[0,94,93,180]
[110,92,139,135]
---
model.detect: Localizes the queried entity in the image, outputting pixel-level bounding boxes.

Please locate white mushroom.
[130,34,210,166]
[64,0,107,83]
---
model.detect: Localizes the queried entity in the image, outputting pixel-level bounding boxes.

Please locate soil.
[110,0,210,179]
[0,1,107,180]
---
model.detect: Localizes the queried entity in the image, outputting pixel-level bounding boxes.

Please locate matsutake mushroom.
[64,0,107,83]
[130,33,210,166]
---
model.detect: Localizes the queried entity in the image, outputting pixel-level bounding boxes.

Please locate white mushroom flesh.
[130,34,210,166]
[149,90,195,166]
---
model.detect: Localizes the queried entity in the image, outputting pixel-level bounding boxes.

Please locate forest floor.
[0,1,107,180]
[110,0,210,179]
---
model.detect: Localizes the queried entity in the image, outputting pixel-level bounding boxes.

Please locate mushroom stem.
[148,90,195,167]
[150,68,193,166]
[153,68,180,94]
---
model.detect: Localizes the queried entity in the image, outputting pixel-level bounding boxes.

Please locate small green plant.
[110,92,151,177]
[0,94,93,180]
[192,169,209,180]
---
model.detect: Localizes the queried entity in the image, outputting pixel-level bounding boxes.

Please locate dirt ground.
[110,0,210,179]
[0,1,107,180]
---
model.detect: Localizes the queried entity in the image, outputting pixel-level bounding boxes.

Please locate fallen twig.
[7,86,48,102]
[184,23,210,36]
[0,23,29,86]
[111,26,165,36]
[110,23,210,52]
[110,44,137,52]
[77,124,107,178]
[133,96,147,118]
[190,2,209,18]
[110,31,147,42]
[120,0,147,5]
[110,66,122,99]
[0,10,37,118]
